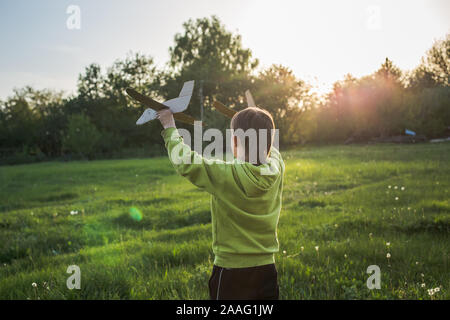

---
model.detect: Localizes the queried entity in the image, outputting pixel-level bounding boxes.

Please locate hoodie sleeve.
[161,127,234,195]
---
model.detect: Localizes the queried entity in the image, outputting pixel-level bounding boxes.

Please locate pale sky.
[0,0,448,99]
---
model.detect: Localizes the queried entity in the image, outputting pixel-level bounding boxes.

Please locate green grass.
[0,143,449,300]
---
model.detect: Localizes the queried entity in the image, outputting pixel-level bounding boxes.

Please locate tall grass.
[0,143,448,299]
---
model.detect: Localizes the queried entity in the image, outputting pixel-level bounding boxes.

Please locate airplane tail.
[245,90,256,108]
[179,80,195,97]
[162,80,195,113]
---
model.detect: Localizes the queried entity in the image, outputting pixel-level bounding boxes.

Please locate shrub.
[62,113,101,158]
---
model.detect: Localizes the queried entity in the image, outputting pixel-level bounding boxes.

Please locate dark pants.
[208,263,279,300]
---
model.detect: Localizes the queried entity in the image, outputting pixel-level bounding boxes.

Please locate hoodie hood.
[236,156,283,197]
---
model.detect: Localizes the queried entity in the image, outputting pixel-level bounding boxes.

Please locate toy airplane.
[211,90,256,118]
[126,80,201,126]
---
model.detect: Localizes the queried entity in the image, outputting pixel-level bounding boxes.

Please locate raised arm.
[157,109,234,194]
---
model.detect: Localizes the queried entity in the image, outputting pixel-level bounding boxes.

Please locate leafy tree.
[408,34,450,89]
[77,64,105,100]
[62,113,101,158]
[104,52,159,105]
[253,65,313,145]
[162,15,258,132]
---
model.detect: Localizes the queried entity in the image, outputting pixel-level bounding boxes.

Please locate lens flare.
[129,207,143,222]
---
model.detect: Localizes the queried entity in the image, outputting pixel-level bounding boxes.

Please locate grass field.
[0,143,449,300]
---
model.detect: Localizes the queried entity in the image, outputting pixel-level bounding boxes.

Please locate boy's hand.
[157,109,176,129]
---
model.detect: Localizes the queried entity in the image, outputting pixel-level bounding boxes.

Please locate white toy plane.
[126,80,200,126]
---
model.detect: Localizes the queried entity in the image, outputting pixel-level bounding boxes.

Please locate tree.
[162,15,258,131]
[77,64,105,100]
[253,65,313,145]
[62,113,101,158]
[374,57,403,88]
[0,86,65,154]
[104,52,159,105]
[408,34,450,89]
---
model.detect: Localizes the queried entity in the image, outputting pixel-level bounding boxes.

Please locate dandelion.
[421,273,424,278]
[283,250,286,254]
[369,233,373,238]
[435,287,440,292]
[427,289,435,296]
[334,224,338,228]
[388,185,391,189]
[401,187,405,191]
[300,246,304,252]
[421,283,426,288]
[315,246,319,251]
[344,254,348,258]
[395,197,399,201]
[394,186,398,189]
[32,282,37,288]
[386,242,390,246]
[386,253,391,259]
[416,261,419,265]
[70,210,78,215]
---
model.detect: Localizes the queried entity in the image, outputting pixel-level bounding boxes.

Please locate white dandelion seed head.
[401,187,405,190]
[395,197,399,201]
[344,254,348,258]
[283,250,286,254]
[386,253,391,258]
[386,242,390,246]
[388,185,391,189]
[32,282,37,288]
[300,246,304,251]
[394,186,398,189]
[421,283,426,288]
[315,246,319,251]
[435,287,440,292]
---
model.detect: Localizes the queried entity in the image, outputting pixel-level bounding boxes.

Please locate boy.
[157,106,284,300]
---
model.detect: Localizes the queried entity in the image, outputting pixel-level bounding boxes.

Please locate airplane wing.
[163,80,195,113]
[136,108,158,125]
[245,90,256,108]
[212,101,237,118]
[126,87,200,126]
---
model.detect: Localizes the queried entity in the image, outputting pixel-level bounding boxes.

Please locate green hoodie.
[162,127,284,268]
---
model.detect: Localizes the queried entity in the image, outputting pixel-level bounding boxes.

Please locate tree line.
[0,16,449,164]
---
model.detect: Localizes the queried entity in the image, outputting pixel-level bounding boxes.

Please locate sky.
[0,0,449,99]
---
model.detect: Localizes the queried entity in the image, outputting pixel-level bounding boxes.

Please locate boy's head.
[230,107,275,165]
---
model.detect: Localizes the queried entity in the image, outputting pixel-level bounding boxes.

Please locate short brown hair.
[231,107,275,165]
